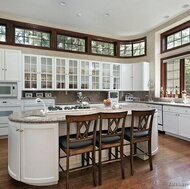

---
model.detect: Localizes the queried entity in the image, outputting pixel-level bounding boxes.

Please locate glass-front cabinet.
[112,64,121,90]
[40,56,53,89]
[91,61,100,89]
[55,58,66,89]
[23,55,38,89]
[68,59,79,89]
[23,54,53,90]
[102,63,111,90]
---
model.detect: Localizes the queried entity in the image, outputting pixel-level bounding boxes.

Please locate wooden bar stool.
[124,109,155,175]
[59,113,99,189]
[96,111,128,185]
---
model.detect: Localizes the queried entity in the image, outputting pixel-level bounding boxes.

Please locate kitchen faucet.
[36,98,47,115]
[76,92,91,107]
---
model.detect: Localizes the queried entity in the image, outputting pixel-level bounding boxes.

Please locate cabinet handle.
[20,129,23,132]
[2,68,4,70]
[16,129,19,131]
[5,69,7,71]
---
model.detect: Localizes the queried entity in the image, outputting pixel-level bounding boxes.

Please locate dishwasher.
[0,99,21,138]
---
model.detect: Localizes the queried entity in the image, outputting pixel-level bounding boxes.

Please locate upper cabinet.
[122,62,149,91]
[23,54,53,90]
[0,49,21,81]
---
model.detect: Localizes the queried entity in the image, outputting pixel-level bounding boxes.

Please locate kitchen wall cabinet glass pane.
[40,57,53,89]
[113,64,121,89]
[80,60,90,89]
[102,63,111,89]
[55,58,66,89]
[68,59,79,89]
[91,61,100,89]
[23,55,38,89]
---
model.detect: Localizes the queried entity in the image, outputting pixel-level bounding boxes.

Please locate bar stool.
[96,111,128,185]
[124,109,155,175]
[59,113,99,189]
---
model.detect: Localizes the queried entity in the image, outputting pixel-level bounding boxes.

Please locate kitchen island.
[8,105,158,186]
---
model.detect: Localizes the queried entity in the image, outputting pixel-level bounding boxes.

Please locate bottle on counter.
[175,86,178,98]
[160,87,164,98]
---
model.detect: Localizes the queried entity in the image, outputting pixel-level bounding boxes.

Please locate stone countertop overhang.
[8,105,156,124]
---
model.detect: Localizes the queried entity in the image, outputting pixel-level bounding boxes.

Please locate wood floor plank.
[0,133,190,189]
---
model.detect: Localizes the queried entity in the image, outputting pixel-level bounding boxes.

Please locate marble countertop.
[8,105,155,124]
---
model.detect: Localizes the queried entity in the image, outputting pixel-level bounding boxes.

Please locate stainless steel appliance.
[0,82,18,97]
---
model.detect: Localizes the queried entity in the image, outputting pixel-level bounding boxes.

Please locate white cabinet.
[122,62,149,91]
[23,54,54,90]
[163,105,190,141]
[8,121,59,185]
[0,49,21,81]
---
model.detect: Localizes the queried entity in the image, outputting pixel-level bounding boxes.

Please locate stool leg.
[148,140,153,170]
[130,143,134,175]
[120,146,125,179]
[98,148,102,185]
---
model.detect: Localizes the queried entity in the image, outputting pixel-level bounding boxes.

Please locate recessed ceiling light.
[76,13,82,17]
[182,4,189,8]
[163,15,169,19]
[60,1,66,6]
[104,13,110,17]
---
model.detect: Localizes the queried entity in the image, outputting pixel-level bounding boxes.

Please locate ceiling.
[0,0,190,38]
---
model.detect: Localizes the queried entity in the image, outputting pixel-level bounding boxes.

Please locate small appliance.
[0,82,17,97]
[108,91,119,103]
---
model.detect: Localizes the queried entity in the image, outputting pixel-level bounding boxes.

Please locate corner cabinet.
[121,62,149,91]
[0,49,21,81]
[8,121,59,186]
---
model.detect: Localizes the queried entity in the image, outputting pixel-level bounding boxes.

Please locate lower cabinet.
[163,105,190,141]
[8,121,59,186]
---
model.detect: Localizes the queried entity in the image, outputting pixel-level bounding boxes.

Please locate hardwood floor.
[0,133,190,189]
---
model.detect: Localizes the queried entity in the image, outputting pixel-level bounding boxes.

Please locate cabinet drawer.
[163,105,179,113]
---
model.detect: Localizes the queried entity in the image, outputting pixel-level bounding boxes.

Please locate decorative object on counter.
[36,93,43,98]
[182,90,188,104]
[160,87,164,98]
[125,93,134,101]
[45,92,52,97]
[103,98,111,107]
[175,86,178,98]
[25,93,32,98]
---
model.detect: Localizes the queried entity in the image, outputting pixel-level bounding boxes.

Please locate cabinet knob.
[20,129,23,132]
[2,68,4,70]
[16,129,19,131]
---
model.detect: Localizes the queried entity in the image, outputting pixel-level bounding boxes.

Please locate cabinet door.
[163,112,178,134]
[102,63,111,90]
[23,54,38,89]
[20,123,59,184]
[8,121,21,181]
[1,49,21,81]
[121,64,133,90]
[80,60,90,89]
[55,57,67,89]
[68,59,79,89]
[178,114,190,139]
[91,61,100,89]
[112,64,121,90]
[40,56,53,89]
[0,49,4,80]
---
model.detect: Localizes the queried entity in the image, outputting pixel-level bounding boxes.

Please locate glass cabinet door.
[24,55,38,89]
[102,63,111,89]
[113,64,121,89]
[68,59,78,89]
[80,60,90,89]
[55,58,66,89]
[91,61,100,89]
[40,57,53,89]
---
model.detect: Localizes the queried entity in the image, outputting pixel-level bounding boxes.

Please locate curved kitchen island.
[8,105,158,186]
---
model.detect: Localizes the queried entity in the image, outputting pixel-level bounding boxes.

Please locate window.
[120,38,146,57]
[91,40,114,56]
[161,55,190,95]
[166,59,180,93]
[57,35,85,52]
[0,25,6,42]
[15,28,50,47]
[161,20,190,52]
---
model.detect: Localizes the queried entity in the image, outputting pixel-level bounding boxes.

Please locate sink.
[24,116,44,119]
